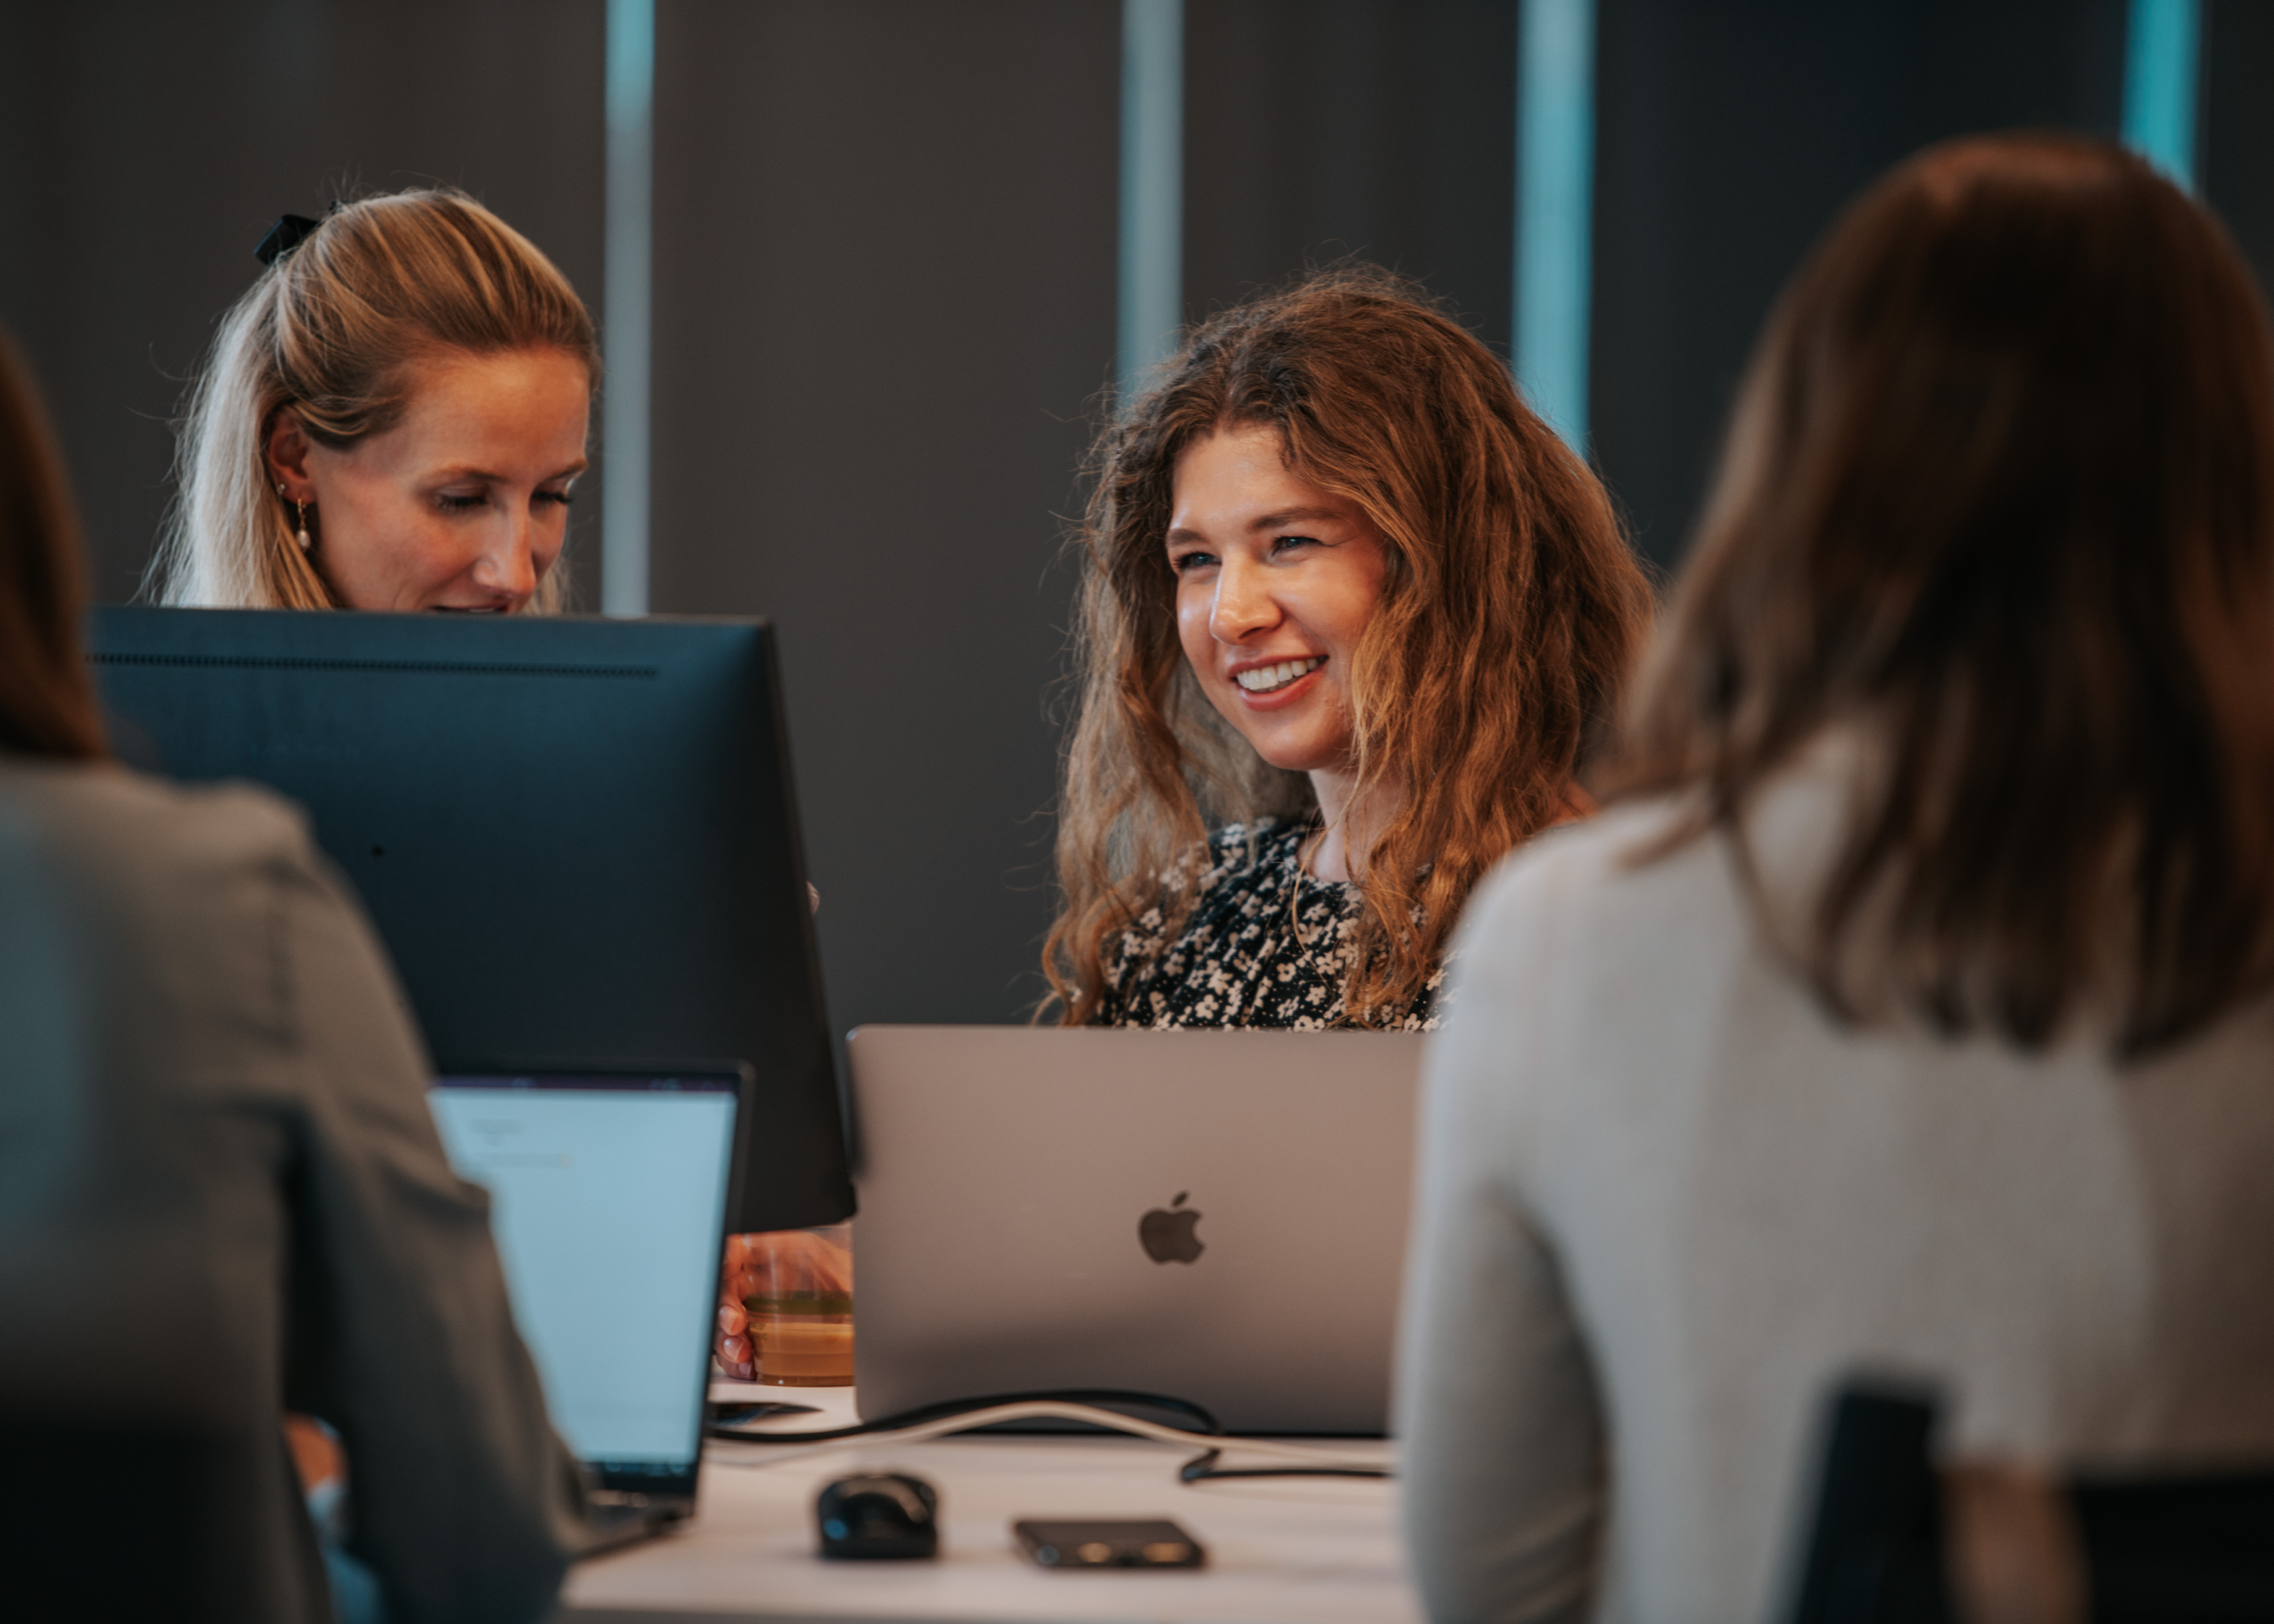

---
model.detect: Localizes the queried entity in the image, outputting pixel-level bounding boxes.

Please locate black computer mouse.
[814,1471,940,1559]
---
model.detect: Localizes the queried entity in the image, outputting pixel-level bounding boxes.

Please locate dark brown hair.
[1614,133,2274,1057]
[1048,267,1653,1024]
[0,325,104,760]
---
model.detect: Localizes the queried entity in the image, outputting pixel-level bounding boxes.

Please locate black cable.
[1178,1448,1391,1483]
[704,1387,1223,1446]
[707,1387,1392,1481]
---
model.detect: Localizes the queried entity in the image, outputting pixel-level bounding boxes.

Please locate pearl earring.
[275,481,313,551]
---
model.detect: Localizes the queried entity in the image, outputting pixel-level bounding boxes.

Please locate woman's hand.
[716,1295,754,1381]
[712,1228,853,1380]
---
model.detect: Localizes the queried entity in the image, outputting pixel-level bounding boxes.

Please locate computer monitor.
[87,606,851,1232]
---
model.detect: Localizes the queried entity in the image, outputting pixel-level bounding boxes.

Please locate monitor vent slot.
[89,653,659,680]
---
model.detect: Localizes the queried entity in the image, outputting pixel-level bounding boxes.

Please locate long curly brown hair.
[1045,268,1653,1025]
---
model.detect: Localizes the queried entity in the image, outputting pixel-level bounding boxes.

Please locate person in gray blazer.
[0,325,583,1619]
[1398,133,2274,1624]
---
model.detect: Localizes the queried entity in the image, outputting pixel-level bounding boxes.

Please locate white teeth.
[1235,657,1324,693]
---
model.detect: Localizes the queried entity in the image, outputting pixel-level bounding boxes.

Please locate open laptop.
[427,1065,749,1551]
[847,1026,1426,1436]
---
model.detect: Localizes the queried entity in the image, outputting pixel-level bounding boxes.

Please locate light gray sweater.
[0,759,583,1623]
[1396,779,2274,1624]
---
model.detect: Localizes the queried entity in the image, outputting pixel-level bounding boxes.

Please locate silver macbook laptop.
[848,1026,1425,1435]
[428,1065,748,1551]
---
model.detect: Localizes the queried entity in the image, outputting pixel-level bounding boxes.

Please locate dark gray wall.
[0,0,609,607]
[649,0,1121,1031]
[10,0,2274,1037]
[2204,0,2274,301]
[1589,0,2129,569]
[1183,0,1516,349]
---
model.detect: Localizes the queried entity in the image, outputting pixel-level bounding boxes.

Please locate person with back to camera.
[1043,267,1654,1030]
[0,326,582,1619]
[1398,133,2274,1624]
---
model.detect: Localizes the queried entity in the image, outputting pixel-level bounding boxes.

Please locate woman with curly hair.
[1047,268,1653,1029]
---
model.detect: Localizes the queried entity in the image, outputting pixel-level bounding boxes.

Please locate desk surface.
[559,1386,1419,1624]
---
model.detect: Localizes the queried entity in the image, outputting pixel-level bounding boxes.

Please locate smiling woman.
[148,189,597,613]
[1047,268,1654,1029]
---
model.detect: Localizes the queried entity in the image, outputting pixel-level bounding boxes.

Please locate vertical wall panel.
[1120,0,1187,387]
[649,0,1120,1031]
[2122,0,2202,186]
[1591,0,2125,568]
[1516,0,1599,449]
[1182,0,1517,350]
[0,0,608,606]
[2201,0,2274,299]
[603,0,657,615]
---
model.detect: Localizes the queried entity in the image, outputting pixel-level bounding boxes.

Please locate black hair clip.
[254,212,326,268]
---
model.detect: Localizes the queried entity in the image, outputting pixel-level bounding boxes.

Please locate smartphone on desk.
[1012,1519,1205,1568]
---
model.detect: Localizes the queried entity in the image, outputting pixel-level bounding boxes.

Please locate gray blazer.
[0,759,583,1623]
[1397,776,2274,1624]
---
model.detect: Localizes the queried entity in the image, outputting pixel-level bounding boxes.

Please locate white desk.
[558,1386,1419,1623]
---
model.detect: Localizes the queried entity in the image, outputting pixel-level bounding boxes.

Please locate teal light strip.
[1118,0,1184,398]
[2122,0,2201,190]
[1516,0,1596,454]
[603,0,655,616]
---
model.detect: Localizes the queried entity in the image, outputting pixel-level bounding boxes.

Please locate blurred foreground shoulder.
[1,753,337,901]
[0,757,382,1049]
[1454,797,1699,976]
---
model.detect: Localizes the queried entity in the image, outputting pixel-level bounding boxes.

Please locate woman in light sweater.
[1398,133,2274,1624]
[0,324,584,1622]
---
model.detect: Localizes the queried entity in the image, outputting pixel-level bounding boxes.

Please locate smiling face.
[1166,424,1391,779]
[265,346,590,612]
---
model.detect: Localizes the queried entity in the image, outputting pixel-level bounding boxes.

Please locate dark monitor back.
[87,606,851,1233]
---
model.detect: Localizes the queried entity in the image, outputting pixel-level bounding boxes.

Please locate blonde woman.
[0,321,582,1620]
[1047,268,1654,1029]
[150,188,596,613]
[163,191,834,1390]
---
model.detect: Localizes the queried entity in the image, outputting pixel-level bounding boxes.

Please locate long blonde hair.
[149,188,597,609]
[1045,268,1653,1025]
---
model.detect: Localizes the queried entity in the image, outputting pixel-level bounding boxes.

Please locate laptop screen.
[429,1072,740,1478]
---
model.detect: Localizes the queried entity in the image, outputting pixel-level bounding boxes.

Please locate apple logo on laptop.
[1139,1192,1204,1264]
